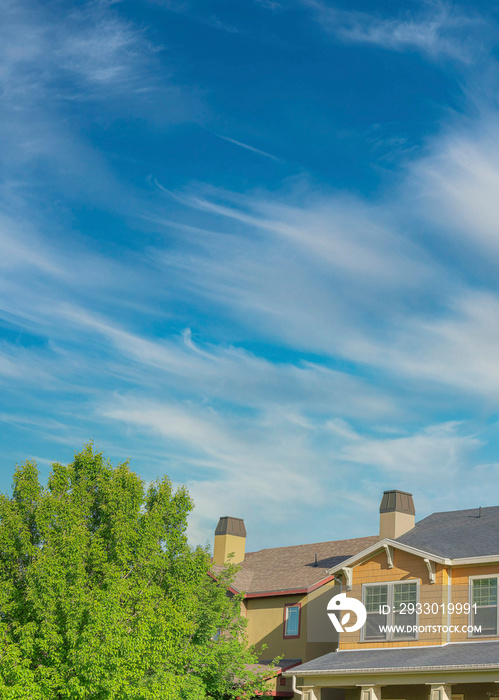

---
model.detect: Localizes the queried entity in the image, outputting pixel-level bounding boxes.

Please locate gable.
[351,547,444,587]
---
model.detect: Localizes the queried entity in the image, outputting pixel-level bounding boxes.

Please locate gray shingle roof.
[286,641,499,675]
[395,505,499,558]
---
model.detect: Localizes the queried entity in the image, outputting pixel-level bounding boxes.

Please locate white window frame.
[469,574,498,638]
[361,580,420,642]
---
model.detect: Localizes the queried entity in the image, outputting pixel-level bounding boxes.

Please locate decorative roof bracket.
[383,544,394,569]
[342,566,353,591]
[424,557,436,584]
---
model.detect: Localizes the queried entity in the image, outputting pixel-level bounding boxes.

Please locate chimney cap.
[380,490,415,515]
[215,516,246,538]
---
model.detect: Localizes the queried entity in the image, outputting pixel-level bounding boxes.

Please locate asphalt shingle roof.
[213,503,499,596]
[286,641,499,674]
[395,505,499,558]
[218,535,378,595]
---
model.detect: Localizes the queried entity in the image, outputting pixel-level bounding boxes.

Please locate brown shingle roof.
[230,535,378,596]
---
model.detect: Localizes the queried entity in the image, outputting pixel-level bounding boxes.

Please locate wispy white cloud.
[306,0,484,63]
[0,1,153,105]
[341,421,480,478]
[411,119,499,258]
[0,0,201,208]
[345,289,499,399]
[99,392,374,544]
[4,99,499,542]
[142,111,499,422]
[329,420,484,518]
[202,16,240,34]
[152,184,446,365]
[4,0,499,548]
[100,394,486,545]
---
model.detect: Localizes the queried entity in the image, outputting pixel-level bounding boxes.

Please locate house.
[282,490,499,700]
[211,515,378,697]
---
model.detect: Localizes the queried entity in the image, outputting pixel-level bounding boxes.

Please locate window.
[364,585,388,639]
[284,603,301,638]
[363,581,418,641]
[471,577,498,636]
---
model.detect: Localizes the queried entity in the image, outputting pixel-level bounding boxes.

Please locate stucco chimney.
[213,516,246,566]
[379,490,415,539]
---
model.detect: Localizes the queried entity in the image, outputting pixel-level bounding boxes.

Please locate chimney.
[379,490,415,540]
[213,516,246,566]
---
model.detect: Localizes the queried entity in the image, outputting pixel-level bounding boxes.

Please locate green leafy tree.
[0,444,272,699]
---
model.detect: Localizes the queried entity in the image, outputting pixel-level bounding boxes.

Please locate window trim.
[361,580,420,642]
[283,602,301,639]
[469,574,498,638]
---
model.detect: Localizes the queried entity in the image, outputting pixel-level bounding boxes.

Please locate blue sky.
[2,0,499,551]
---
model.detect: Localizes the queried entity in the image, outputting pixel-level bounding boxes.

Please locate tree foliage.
[0,444,271,699]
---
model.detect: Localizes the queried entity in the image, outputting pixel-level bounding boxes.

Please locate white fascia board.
[327,539,450,575]
[451,555,499,565]
[284,663,499,677]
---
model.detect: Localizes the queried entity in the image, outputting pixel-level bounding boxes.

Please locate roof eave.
[244,574,337,599]
[451,554,499,565]
[283,663,499,677]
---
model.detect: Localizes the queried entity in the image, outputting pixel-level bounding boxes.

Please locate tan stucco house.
[211,514,378,696]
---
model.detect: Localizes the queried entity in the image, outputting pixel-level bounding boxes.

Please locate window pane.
[472,579,497,636]
[393,609,417,638]
[365,612,387,639]
[393,583,417,638]
[285,606,300,636]
[474,606,497,636]
[364,586,388,640]
[393,581,418,639]
[365,585,388,612]
[394,582,417,607]
[473,578,497,607]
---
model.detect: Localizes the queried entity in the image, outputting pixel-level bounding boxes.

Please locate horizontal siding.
[339,553,499,650]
